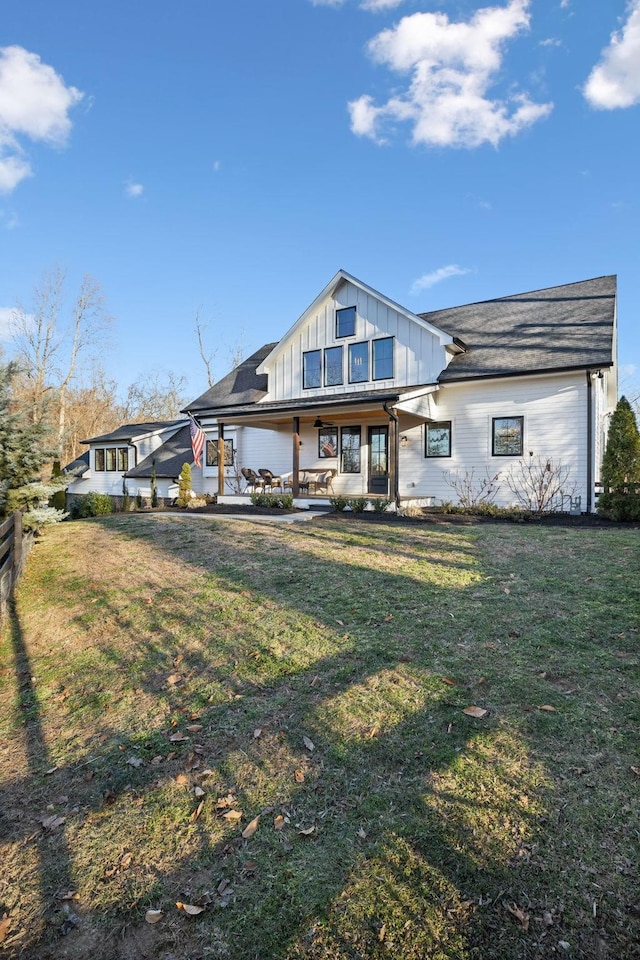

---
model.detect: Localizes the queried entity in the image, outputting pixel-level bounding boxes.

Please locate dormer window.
[336,306,356,339]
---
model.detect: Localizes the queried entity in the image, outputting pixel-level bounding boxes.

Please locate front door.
[368,426,389,495]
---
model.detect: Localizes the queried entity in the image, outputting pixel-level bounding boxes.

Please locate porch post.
[292,417,300,497]
[385,403,400,508]
[218,422,225,498]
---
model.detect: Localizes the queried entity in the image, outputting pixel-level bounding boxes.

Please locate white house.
[185,270,617,513]
[65,420,199,502]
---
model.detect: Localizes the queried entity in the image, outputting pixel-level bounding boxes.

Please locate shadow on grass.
[6,513,637,958]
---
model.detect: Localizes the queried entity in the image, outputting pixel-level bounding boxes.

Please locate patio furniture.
[258,469,283,492]
[313,469,336,494]
[241,468,265,493]
[282,472,310,495]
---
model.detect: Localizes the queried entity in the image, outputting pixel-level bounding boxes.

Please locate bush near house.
[598,396,640,520]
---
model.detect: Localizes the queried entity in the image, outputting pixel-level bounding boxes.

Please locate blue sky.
[1,0,639,403]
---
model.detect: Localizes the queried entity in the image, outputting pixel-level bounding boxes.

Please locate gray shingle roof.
[420,276,616,383]
[62,451,90,477]
[185,343,277,413]
[125,424,193,479]
[83,420,185,444]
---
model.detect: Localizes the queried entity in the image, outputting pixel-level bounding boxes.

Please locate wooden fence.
[0,510,24,621]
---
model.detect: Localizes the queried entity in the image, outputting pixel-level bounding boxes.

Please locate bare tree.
[123,369,188,422]
[195,308,217,388]
[63,366,124,463]
[505,453,576,513]
[444,468,501,507]
[10,268,112,453]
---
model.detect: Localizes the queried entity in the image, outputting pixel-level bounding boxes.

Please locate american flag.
[189,416,206,468]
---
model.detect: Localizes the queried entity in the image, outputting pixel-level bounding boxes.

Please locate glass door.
[368,426,389,495]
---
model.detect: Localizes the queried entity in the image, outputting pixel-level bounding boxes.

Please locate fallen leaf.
[44,766,58,776]
[150,756,163,765]
[222,809,243,822]
[378,923,386,942]
[274,815,285,831]
[0,916,11,943]
[40,815,66,831]
[216,793,237,809]
[310,675,320,687]
[242,816,260,839]
[176,902,205,916]
[145,909,163,924]
[383,614,394,622]
[303,736,315,752]
[187,724,203,732]
[630,766,640,777]
[175,774,189,785]
[191,801,204,822]
[505,902,530,931]
[244,860,257,872]
[357,827,367,839]
[294,769,305,783]
[120,852,133,870]
[167,673,182,686]
[538,705,557,713]
[298,825,315,836]
[253,728,262,739]
[57,891,78,901]
[126,756,144,768]
[463,706,488,719]
[194,786,205,798]
[169,732,189,742]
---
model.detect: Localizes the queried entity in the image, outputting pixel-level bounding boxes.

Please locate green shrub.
[136,492,143,510]
[348,497,368,513]
[371,497,393,514]
[329,496,349,512]
[177,463,192,508]
[250,492,294,509]
[49,488,67,512]
[598,491,640,522]
[73,492,114,518]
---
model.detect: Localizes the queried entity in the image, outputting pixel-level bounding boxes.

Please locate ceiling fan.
[312,417,335,429]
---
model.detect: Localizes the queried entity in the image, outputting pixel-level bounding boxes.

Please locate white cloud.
[540,37,562,47]
[125,180,144,198]
[0,208,18,229]
[361,0,406,10]
[348,0,553,148]
[213,160,221,172]
[583,1,640,109]
[620,362,637,378]
[411,264,471,293]
[310,0,346,6]
[0,45,83,193]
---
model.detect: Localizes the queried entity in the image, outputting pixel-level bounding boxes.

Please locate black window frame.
[492,416,524,456]
[95,449,105,471]
[105,448,117,471]
[206,438,234,467]
[117,447,129,472]
[348,341,369,384]
[318,427,338,459]
[335,305,356,339]
[303,349,322,389]
[425,421,452,458]
[324,345,343,386]
[372,336,394,381]
[340,426,361,474]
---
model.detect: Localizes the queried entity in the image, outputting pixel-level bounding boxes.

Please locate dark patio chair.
[241,468,265,493]
[259,469,283,492]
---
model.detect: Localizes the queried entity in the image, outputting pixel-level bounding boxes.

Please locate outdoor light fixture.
[400,435,409,447]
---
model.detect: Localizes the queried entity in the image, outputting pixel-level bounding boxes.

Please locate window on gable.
[348,342,369,383]
[303,350,321,389]
[340,426,361,473]
[206,438,234,466]
[336,306,356,339]
[492,417,523,456]
[105,448,117,471]
[373,337,394,380]
[95,449,105,471]
[425,422,451,458]
[324,346,343,386]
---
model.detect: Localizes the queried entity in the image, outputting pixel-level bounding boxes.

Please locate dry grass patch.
[0,514,638,959]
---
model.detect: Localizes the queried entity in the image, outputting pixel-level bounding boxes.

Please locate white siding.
[396,373,589,509]
[264,280,446,402]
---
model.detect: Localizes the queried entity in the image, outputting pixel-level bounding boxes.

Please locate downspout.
[586,370,593,514]
[383,401,400,509]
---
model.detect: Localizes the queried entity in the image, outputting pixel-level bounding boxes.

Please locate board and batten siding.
[396,373,589,508]
[264,280,447,402]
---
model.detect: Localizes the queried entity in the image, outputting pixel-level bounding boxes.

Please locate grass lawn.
[0,513,638,960]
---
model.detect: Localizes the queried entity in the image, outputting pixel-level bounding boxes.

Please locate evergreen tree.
[177,463,192,507]
[151,460,158,508]
[602,396,640,490]
[0,362,49,517]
